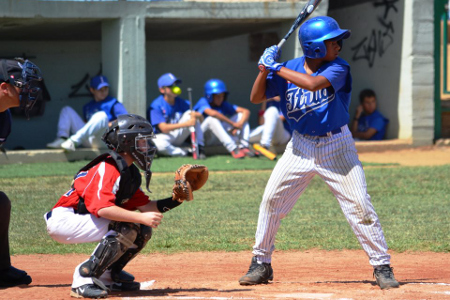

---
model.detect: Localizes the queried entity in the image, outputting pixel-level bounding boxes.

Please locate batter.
[238,16,399,290]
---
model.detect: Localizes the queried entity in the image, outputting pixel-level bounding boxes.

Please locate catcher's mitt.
[172,164,209,202]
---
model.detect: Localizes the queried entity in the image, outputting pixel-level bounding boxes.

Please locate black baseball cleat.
[239,256,273,285]
[108,281,140,292]
[373,265,400,289]
[70,284,108,299]
[0,266,32,288]
[110,269,135,283]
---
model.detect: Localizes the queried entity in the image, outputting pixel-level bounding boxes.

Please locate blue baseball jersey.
[266,56,352,136]
[194,97,238,117]
[0,110,12,147]
[148,95,190,134]
[358,109,389,140]
[83,96,127,122]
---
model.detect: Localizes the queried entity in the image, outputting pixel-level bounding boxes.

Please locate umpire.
[0,58,43,288]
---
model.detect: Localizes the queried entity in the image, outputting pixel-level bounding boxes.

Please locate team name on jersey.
[285,87,335,121]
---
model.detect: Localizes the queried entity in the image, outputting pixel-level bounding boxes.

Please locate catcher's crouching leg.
[109,224,152,288]
[79,222,139,280]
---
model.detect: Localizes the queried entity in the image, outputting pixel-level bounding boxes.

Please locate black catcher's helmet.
[102,114,156,191]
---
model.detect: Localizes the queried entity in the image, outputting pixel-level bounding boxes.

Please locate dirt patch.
[3,250,450,300]
[358,145,450,166]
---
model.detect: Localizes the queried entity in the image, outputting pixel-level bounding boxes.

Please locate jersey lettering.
[285,87,335,121]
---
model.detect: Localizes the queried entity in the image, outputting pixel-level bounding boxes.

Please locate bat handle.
[277,39,286,50]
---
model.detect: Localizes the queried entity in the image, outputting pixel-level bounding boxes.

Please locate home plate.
[140,280,156,290]
[275,293,334,299]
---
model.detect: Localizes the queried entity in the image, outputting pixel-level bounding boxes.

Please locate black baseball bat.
[278,0,322,49]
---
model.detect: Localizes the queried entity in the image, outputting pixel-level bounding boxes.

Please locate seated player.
[194,78,252,159]
[351,88,389,141]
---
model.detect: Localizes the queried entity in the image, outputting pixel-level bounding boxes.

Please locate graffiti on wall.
[68,66,102,98]
[350,0,399,67]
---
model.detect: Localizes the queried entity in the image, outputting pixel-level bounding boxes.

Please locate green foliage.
[1,159,449,255]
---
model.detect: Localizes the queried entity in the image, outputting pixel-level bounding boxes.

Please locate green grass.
[1,158,449,255]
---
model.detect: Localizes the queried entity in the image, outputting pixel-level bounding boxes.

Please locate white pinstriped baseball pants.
[252,125,391,267]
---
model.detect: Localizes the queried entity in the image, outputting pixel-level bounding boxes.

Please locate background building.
[0,0,443,150]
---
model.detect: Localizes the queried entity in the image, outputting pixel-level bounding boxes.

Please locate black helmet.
[102,114,156,192]
[0,58,43,119]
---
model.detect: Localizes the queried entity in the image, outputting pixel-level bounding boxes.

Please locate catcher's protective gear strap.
[79,222,139,279]
[156,197,182,213]
[74,151,141,213]
[109,224,152,282]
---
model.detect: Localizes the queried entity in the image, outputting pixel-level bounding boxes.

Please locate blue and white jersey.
[194,97,238,117]
[358,109,389,141]
[148,95,190,134]
[0,110,12,147]
[266,56,352,136]
[83,96,127,122]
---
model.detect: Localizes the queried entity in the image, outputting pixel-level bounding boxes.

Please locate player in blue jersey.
[147,73,205,158]
[194,79,251,159]
[238,16,399,290]
[46,75,128,151]
[0,58,42,288]
[351,88,389,141]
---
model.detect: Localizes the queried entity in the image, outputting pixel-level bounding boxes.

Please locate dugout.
[0,0,437,151]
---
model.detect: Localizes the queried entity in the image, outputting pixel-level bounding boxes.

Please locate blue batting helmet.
[299,16,351,59]
[204,79,228,102]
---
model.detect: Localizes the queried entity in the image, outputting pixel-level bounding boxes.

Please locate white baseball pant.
[201,113,250,152]
[44,207,116,288]
[152,110,204,156]
[249,106,291,148]
[55,106,109,149]
[252,125,391,267]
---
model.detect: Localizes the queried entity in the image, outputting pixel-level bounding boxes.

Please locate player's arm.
[276,67,331,92]
[98,205,163,228]
[157,119,196,133]
[352,127,378,140]
[203,107,235,127]
[234,106,250,128]
[250,70,270,104]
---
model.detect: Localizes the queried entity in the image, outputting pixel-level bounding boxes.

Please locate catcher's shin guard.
[110,224,152,283]
[79,222,139,279]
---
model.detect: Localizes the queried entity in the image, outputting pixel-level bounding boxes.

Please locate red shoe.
[241,147,257,157]
[231,148,246,159]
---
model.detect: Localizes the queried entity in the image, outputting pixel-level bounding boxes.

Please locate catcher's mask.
[102,114,156,192]
[0,58,43,119]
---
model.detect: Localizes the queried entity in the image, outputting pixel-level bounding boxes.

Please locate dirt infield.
[3,146,450,299]
[3,251,450,300]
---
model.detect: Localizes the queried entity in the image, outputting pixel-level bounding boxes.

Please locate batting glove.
[258,45,283,72]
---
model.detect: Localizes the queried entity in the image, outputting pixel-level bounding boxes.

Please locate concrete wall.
[330,0,435,145]
[329,0,405,140]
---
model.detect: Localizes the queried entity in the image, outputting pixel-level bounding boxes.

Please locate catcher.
[44,114,208,299]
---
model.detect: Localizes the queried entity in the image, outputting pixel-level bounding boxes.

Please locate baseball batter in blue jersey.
[238,16,399,290]
[148,73,205,158]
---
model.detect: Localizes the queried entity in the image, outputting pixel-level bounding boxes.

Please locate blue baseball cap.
[157,73,181,88]
[90,75,109,90]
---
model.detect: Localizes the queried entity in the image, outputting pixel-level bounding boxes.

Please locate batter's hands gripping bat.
[258,0,322,71]
[187,87,199,160]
